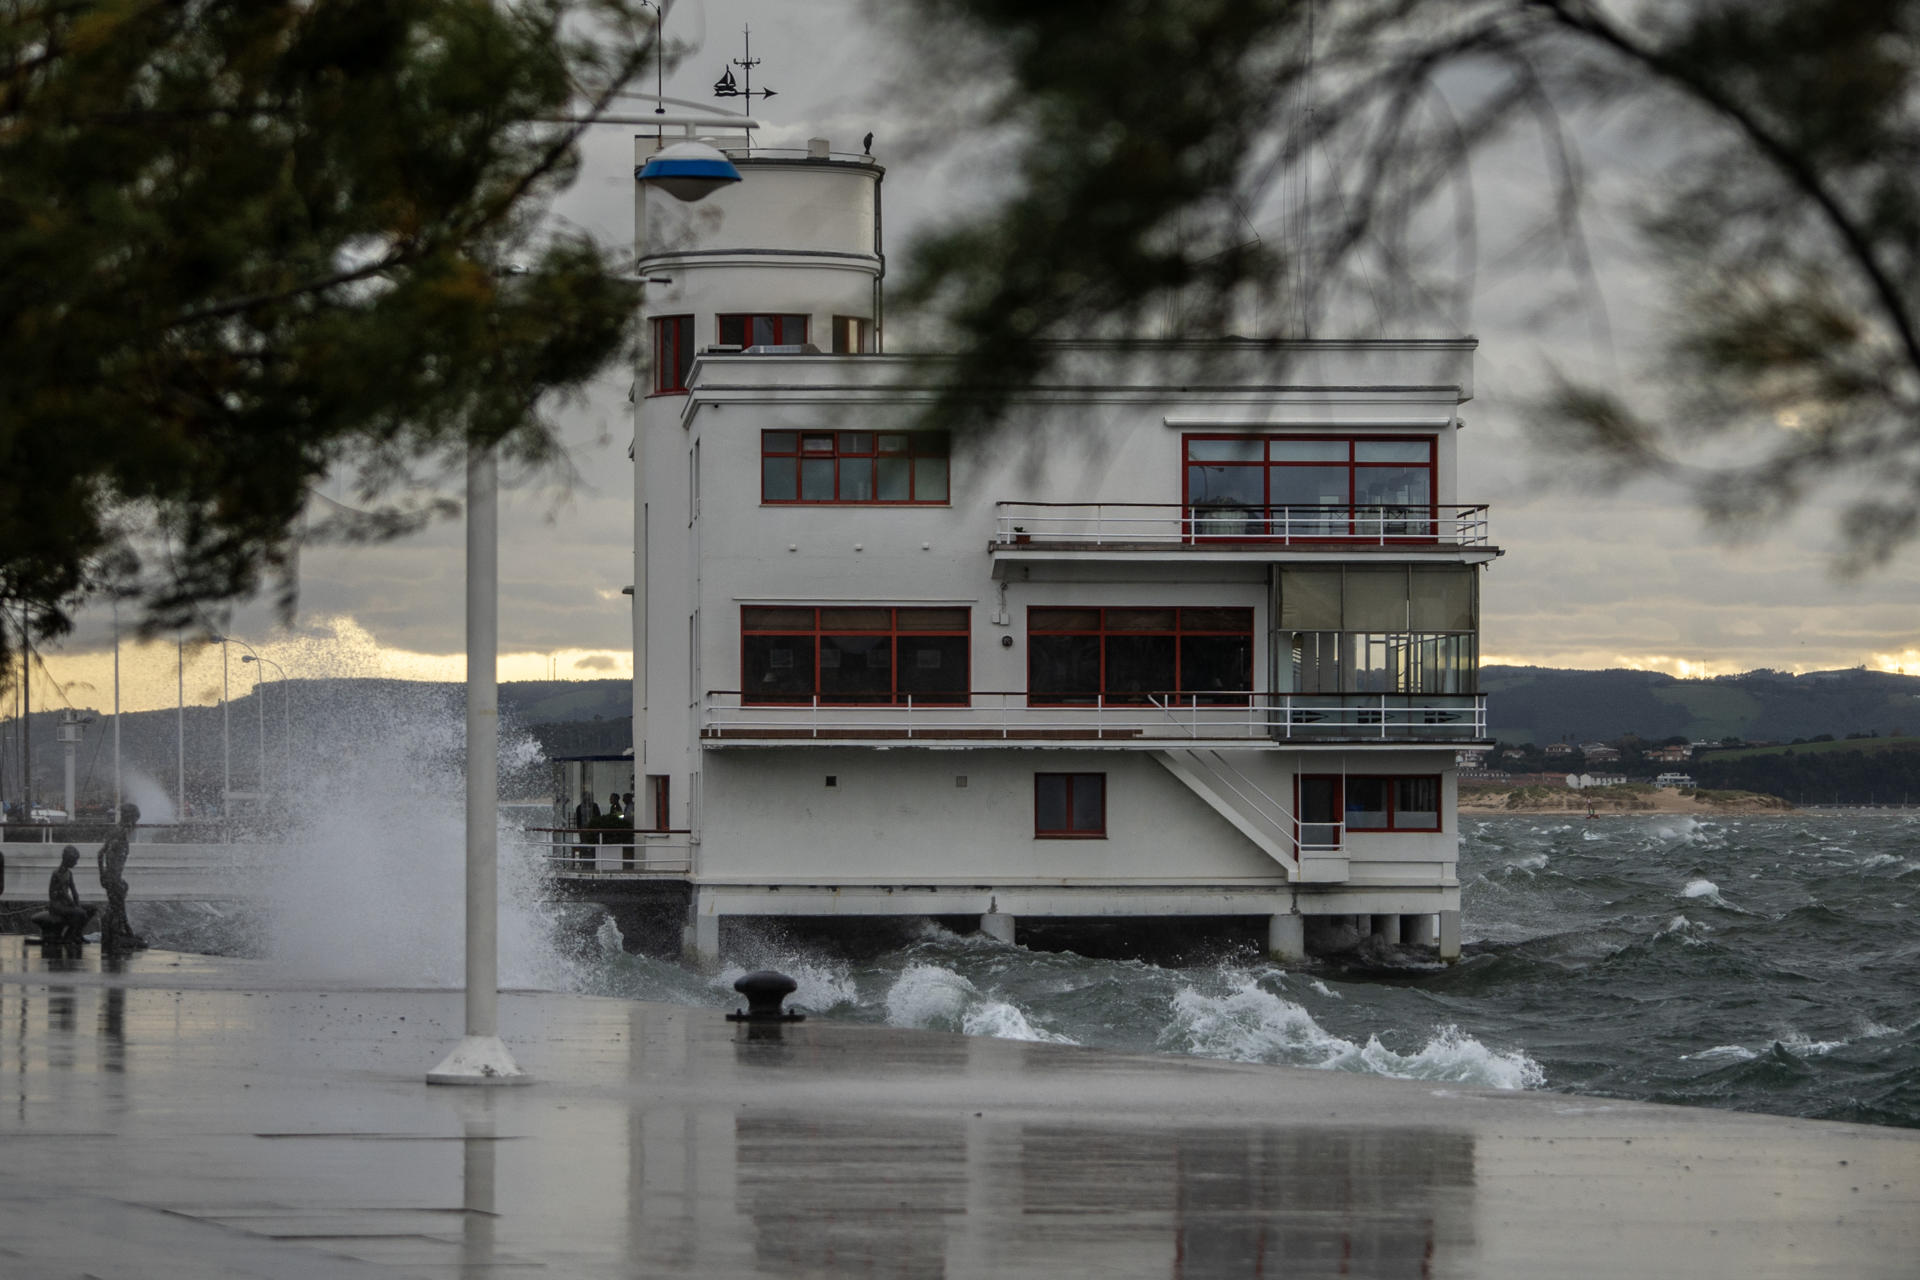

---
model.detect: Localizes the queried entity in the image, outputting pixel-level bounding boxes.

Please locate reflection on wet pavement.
[0,937,1913,1278]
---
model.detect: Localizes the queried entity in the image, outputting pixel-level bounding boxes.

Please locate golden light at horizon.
[10,622,1909,717]
[10,616,632,715]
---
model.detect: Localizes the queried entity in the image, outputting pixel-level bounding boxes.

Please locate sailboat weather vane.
[713,24,776,117]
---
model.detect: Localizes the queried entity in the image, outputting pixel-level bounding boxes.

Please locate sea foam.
[882,964,1072,1043]
[1161,975,1543,1090]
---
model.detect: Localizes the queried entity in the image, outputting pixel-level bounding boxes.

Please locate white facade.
[632,140,1497,962]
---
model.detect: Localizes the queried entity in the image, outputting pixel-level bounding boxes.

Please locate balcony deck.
[990,503,1498,570]
[701,691,1486,748]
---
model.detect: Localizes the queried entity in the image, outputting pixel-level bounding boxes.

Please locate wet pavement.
[0,937,1915,1278]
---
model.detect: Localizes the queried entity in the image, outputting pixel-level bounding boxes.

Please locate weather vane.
[712,24,776,117]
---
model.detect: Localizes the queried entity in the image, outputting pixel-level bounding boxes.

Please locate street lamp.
[241,654,290,795]
[214,635,266,805]
[212,633,230,825]
[426,105,742,1089]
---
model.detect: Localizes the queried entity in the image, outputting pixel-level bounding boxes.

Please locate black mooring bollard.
[727,970,805,1023]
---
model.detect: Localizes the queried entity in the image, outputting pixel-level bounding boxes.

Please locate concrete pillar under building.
[1370,914,1403,945]
[979,913,1015,945]
[1437,910,1461,961]
[1406,914,1438,948]
[687,910,721,965]
[1267,914,1305,963]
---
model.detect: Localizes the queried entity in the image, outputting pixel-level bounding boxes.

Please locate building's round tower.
[635,136,884,389]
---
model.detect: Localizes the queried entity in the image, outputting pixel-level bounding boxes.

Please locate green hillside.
[1699,735,1920,762]
[1484,666,1920,745]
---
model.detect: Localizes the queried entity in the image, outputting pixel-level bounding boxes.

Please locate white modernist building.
[630,137,1499,963]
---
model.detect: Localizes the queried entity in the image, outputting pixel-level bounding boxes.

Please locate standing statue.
[32,846,93,945]
[97,802,146,953]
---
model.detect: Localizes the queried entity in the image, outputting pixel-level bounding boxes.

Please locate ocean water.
[547,813,1920,1129]
[131,809,1918,1128]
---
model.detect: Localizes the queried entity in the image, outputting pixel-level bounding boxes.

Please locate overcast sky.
[29,0,1920,714]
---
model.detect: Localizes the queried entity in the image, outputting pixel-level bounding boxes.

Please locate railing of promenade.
[0,826,694,899]
[702,691,1487,743]
[993,502,1491,548]
[525,828,693,877]
[0,820,243,844]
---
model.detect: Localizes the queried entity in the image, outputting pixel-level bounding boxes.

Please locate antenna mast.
[713,24,777,120]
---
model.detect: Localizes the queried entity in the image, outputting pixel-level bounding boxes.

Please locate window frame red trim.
[1026,606,1254,707]
[1296,773,1443,836]
[1034,772,1107,838]
[651,315,694,395]
[717,312,810,348]
[740,605,972,706]
[760,430,951,505]
[1181,433,1439,543]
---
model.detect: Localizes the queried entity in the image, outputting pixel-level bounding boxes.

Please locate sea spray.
[260,681,570,989]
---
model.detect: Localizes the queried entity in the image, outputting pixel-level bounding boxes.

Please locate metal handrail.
[521,828,693,877]
[993,501,1491,548]
[702,690,1486,742]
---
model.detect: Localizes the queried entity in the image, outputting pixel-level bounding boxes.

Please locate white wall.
[696,747,1458,886]
[626,146,1477,894]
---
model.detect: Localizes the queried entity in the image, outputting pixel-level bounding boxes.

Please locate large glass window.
[741,606,969,705]
[651,315,694,393]
[1185,435,1437,539]
[1277,566,1477,695]
[1035,773,1106,838]
[1029,607,1251,705]
[718,313,809,348]
[1299,775,1441,837]
[762,431,950,504]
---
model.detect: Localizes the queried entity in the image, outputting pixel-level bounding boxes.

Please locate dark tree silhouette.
[889,0,1920,565]
[0,0,662,669]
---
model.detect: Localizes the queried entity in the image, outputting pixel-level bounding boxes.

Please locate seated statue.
[32,846,94,945]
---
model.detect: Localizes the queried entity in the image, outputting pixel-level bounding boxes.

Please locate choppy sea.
[552,813,1920,1129]
[133,810,1918,1129]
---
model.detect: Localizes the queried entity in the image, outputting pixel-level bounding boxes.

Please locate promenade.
[1,936,1915,1278]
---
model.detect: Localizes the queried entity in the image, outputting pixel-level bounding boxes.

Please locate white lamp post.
[427,109,743,1087]
[214,634,266,805]
[111,599,121,820]
[242,654,290,794]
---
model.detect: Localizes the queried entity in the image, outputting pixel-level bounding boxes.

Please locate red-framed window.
[1298,775,1442,838]
[1183,434,1437,540]
[1028,607,1252,706]
[652,315,694,394]
[741,606,969,705]
[762,431,950,504]
[1036,773,1105,838]
[718,313,809,348]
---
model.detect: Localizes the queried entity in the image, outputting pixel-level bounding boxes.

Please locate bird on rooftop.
[863,132,873,155]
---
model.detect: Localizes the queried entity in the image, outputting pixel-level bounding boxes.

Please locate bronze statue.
[97,802,146,952]
[33,846,93,945]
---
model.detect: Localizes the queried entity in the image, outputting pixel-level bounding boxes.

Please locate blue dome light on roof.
[638,141,742,202]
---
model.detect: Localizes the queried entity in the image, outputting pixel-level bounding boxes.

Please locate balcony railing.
[702,691,1486,744]
[993,503,1491,549]
[526,827,693,876]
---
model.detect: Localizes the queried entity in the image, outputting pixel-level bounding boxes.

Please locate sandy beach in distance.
[1459,785,1798,815]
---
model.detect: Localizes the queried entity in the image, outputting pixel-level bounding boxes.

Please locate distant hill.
[1482,666,1920,746]
[1691,738,1920,806]
[0,678,632,813]
[13,664,1920,809]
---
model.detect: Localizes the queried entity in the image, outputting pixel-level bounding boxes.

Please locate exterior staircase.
[1150,748,1301,877]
